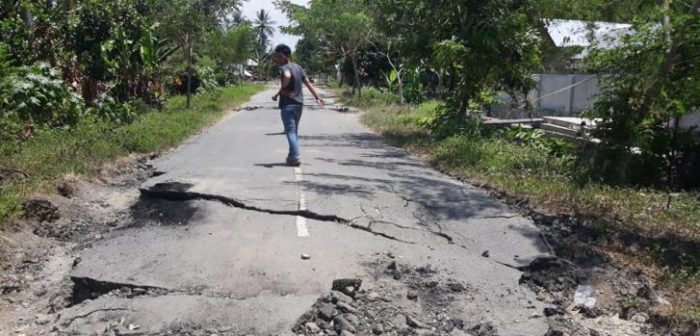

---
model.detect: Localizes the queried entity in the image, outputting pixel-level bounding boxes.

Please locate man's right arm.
[280,68,292,95]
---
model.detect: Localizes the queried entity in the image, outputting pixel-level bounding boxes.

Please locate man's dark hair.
[274,44,292,57]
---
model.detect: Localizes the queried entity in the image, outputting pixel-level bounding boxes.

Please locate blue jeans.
[281,105,303,159]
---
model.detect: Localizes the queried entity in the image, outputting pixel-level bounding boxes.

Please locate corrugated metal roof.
[544,19,634,59]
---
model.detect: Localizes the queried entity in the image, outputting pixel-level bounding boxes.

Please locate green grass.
[342,87,400,109]
[0,84,265,223]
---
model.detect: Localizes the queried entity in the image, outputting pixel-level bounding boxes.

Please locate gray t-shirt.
[279,62,307,108]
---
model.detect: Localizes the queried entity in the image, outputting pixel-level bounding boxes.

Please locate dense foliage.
[0,0,252,136]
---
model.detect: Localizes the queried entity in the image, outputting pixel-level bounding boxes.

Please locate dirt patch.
[0,154,156,335]
[0,168,29,184]
[500,213,690,335]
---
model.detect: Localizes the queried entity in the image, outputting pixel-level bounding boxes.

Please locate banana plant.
[139,28,178,108]
[140,28,179,70]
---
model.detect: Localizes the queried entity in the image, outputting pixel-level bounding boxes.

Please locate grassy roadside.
[0,84,265,224]
[340,87,700,323]
[347,88,700,242]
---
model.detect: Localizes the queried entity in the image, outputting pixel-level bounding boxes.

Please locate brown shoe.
[287,158,301,167]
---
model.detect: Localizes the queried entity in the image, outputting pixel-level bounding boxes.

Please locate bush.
[0,63,85,127]
[89,93,137,125]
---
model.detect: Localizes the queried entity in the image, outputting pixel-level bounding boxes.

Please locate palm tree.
[253,9,276,50]
[231,10,247,27]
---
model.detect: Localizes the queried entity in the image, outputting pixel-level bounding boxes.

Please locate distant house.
[540,19,633,73]
[233,59,257,80]
[493,19,699,133]
[506,19,635,117]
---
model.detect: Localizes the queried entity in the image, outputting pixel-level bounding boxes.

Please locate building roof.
[544,19,634,59]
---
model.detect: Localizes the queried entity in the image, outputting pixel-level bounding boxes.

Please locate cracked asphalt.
[58,87,552,335]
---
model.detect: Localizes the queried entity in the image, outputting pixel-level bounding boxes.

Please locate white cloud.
[241,0,309,50]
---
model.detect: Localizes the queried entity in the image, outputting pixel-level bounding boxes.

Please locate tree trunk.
[350,54,361,97]
[186,45,193,109]
[397,72,405,104]
[81,78,97,103]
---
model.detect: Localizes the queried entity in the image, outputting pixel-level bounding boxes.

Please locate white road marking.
[294,168,309,237]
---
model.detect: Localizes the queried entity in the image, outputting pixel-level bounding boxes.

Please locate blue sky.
[241,0,308,49]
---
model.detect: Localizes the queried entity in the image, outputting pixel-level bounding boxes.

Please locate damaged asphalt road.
[56,88,553,335]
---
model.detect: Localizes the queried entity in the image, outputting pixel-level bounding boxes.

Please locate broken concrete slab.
[56,293,317,335]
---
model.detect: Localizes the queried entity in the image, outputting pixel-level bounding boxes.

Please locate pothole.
[69,277,168,306]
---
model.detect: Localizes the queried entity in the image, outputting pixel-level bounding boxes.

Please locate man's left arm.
[303,77,325,107]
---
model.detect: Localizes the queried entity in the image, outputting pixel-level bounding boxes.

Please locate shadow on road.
[254,163,291,168]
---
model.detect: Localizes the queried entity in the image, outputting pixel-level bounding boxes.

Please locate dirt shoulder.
[0,154,157,335]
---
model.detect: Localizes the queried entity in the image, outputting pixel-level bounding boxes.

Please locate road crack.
[63,308,133,327]
[140,184,412,243]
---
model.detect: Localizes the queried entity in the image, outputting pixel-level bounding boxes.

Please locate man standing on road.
[272,44,325,167]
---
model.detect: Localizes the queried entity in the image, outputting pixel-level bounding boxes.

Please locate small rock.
[333,314,357,333]
[331,290,354,304]
[35,314,51,325]
[407,291,418,301]
[343,286,357,297]
[318,303,336,321]
[448,282,466,292]
[544,307,565,317]
[470,322,497,336]
[630,312,649,324]
[574,305,601,318]
[406,315,427,329]
[481,250,490,258]
[366,291,381,302]
[332,278,362,291]
[305,322,321,333]
[397,327,412,335]
[112,325,135,335]
[423,281,438,288]
[340,331,355,336]
[544,329,564,336]
[372,323,384,335]
[332,279,362,297]
[301,254,311,260]
[34,288,48,297]
[449,318,465,330]
[343,313,359,326]
[336,301,358,314]
[392,314,407,328]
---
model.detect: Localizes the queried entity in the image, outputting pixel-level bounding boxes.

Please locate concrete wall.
[534,74,598,116]
[680,112,700,131]
[491,74,700,132]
